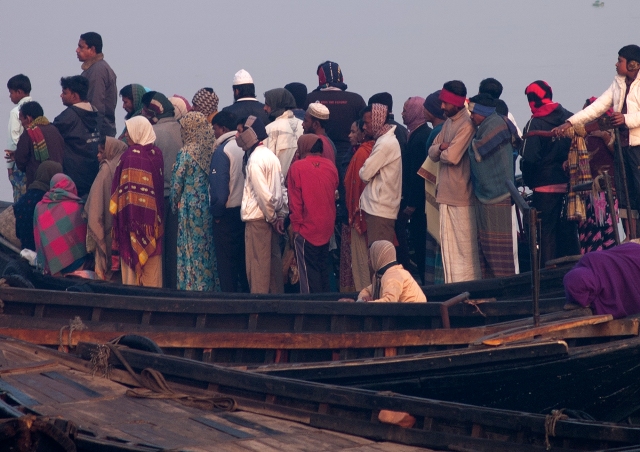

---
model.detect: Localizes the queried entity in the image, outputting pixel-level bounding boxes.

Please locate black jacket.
[402,123,432,210]
[520,105,573,189]
[221,99,269,125]
[53,105,100,197]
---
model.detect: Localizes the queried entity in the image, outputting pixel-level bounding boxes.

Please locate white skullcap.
[307,101,330,120]
[233,69,254,85]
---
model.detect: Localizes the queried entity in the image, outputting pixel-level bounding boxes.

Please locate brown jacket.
[15,124,65,187]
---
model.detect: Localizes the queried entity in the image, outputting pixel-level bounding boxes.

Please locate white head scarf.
[125,116,156,146]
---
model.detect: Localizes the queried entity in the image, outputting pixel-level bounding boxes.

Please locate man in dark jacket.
[52,75,100,197]
[220,70,268,124]
[15,101,65,187]
[77,32,117,137]
[520,80,579,264]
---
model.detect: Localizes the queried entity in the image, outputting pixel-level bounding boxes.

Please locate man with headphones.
[554,45,640,237]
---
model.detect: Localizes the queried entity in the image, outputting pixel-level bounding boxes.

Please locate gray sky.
[1,0,637,201]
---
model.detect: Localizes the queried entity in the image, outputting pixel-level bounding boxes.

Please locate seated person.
[564,242,640,319]
[357,240,427,302]
[14,161,62,251]
[34,173,88,275]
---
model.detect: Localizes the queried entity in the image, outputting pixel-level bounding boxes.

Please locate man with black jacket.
[520,80,579,264]
[52,75,100,197]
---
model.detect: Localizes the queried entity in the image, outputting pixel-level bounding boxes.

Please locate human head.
[525,80,556,116]
[478,78,503,99]
[169,95,192,120]
[316,61,347,90]
[29,160,63,192]
[263,88,296,120]
[49,173,78,196]
[141,91,175,124]
[302,102,330,134]
[368,240,397,273]
[192,88,219,118]
[402,96,426,132]
[564,266,597,309]
[423,90,446,123]
[19,101,44,127]
[467,93,496,127]
[366,103,390,139]
[7,74,31,104]
[211,110,237,139]
[236,115,268,152]
[179,111,210,145]
[368,92,393,113]
[439,81,467,118]
[348,121,364,147]
[119,84,147,117]
[125,116,157,146]
[297,134,322,159]
[284,82,308,109]
[76,32,102,62]
[98,136,127,163]
[232,69,255,101]
[617,44,640,76]
[60,76,89,106]
[495,99,509,116]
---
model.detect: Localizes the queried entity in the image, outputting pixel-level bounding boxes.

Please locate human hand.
[338,298,355,302]
[274,218,285,235]
[552,122,572,137]
[403,206,415,218]
[439,142,449,151]
[610,112,626,127]
[361,295,373,302]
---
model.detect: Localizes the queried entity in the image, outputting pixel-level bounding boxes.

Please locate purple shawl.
[564,243,640,319]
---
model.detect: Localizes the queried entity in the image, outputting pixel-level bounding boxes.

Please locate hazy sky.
[0,0,637,201]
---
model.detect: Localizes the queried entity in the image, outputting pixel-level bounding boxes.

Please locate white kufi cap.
[307,101,330,120]
[233,69,254,85]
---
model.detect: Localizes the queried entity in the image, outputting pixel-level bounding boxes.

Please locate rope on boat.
[58,317,86,352]
[463,299,487,317]
[90,343,112,379]
[544,409,568,450]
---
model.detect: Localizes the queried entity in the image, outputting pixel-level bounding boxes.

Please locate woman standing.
[110,116,165,287]
[170,111,220,291]
[85,136,127,280]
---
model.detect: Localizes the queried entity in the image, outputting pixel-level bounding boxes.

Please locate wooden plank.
[191,416,254,439]
[41,371,102,398]
[0,359,57,375]
[218,412,284,435]
[0,378,40,406]
[479,315,614,346]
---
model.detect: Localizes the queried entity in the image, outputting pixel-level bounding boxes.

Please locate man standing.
[141,91,183,289]
[301,102,336,164]
[5,74,33,202]
[521,80,578,264]
[284,82,307,120]
[263,88,303,176]
[210,111,248,293]
[52,75,100,197]
[221,70,268,124]
[288,134,339,293]
[239,116,288,294]
[428,81,480,283]
[359,103,402,244]
[554,45,640,237]
[77,32,117,137]
[368,92,408,154]
[467,94,516,278]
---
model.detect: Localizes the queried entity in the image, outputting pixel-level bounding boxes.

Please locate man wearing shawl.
[118,84,147,141]
[418,91,447,285]
[357,240,426,302]
[220,70,268,124]
[141,91,182,288]
[15,101,65,187]
[428,81,480,283]
[520,80,578,264]
[398,96,431,283]
[191,88,219,123]
[301,102,337,165]
[14,161,62,251]
[170,111,220,292]
[263,88,304,177]
[239,116,288,294]
[34,173,88,275]
[359,103,402,244]
[85,136,127,280]
[110,116,165,287]
[288,134,339,293]
[564,242,640,319]
[467,94,516,278]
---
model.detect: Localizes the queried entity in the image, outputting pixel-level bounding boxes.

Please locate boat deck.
[0,338,432,451]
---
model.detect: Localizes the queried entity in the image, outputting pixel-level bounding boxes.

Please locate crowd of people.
[5,32,640,302]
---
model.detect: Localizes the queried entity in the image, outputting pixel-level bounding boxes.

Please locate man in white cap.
[220,69,268,124]
[301,102,336,165]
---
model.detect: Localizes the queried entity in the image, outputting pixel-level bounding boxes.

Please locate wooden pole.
[602,170,621,246]
[530,207,540,327]
[614,129,635,239]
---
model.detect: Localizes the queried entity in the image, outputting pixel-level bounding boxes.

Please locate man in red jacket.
[288,134,339,293]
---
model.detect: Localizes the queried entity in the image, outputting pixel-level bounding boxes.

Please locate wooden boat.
[252,315,640,422]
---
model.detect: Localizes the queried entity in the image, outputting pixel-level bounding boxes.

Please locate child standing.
[5,74,32,202]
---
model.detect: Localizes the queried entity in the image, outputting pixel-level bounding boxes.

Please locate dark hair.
[495,99,509,116]
[443,80,467,98]
[479,78,503,99]
[233,84,256,99]
[60,76,89,101]
[19,101,43,119]
[211,111,237,130]
[284,82,308,109]
[309,139,324,154]
[7,74,31,94]
[311,117,329,131]
[119,84,133,100]
[236,116,248,128]
[201,87,214,94]
[141,91,156,106]
[99,135,107,147]
[368,92,393,111]
[80,32,103,53]
[357,118,365,132]
[468,93,496,107]
[360,105,372,116]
